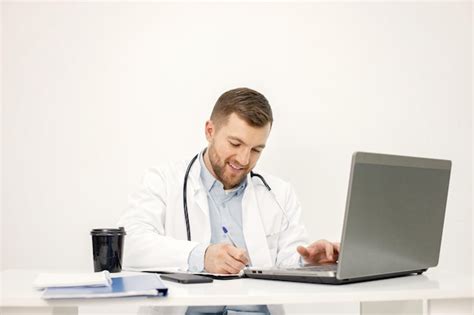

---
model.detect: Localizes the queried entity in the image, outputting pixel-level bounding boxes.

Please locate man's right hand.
[204,243,249,274]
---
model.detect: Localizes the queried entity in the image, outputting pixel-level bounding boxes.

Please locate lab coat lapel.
[242,178,273,267]
[188,158,209,217]
[187,158,211,242]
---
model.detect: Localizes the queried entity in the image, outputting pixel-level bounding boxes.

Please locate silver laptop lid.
[337,152,451,280]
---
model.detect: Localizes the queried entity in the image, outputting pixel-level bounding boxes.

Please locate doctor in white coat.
[118,87,339,314]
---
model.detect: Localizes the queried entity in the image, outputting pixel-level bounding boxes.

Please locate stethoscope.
[183,152,288,241]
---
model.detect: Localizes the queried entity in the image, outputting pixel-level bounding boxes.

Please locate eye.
[229,141,240,147]
[252,148,262,154]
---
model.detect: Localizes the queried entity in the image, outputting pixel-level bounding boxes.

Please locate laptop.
[244,152,451,284]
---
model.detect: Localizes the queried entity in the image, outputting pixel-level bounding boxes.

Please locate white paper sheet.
[33,271,112,289]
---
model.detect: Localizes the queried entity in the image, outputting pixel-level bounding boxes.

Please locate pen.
[222,226,250,267]
[222,226,238,247]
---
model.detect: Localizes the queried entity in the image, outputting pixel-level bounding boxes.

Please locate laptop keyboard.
[291,264,338,272]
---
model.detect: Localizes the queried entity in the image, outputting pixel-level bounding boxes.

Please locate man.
[118,88,339,314]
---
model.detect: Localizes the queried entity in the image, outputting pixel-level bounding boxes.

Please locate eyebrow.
[228,136,266,149]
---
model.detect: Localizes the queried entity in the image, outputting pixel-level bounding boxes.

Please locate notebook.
[244,152,452,284]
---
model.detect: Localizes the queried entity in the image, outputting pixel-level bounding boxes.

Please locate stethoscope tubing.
[183,152,273,241]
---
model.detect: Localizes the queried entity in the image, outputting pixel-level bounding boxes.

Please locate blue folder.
[42,273,168,299]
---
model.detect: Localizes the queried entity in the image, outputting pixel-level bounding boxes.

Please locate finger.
[309,240,327,254]
[224,254,246,272]
[334,243,341,254]
[325,242,334,261]
[297,245,309,258]
[221,256,243,274]
[224,260,243,274]
[227,247,249,265]
[227,246,249,265]
[219,263,234,274]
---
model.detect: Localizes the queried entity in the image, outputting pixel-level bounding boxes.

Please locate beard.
[206,146,250,189]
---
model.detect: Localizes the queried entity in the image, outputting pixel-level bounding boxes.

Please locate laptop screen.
[337,152,451,280]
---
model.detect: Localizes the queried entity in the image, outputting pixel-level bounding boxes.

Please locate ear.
[204,120,215,142]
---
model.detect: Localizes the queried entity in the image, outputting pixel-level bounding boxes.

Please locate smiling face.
[204,113,271,189]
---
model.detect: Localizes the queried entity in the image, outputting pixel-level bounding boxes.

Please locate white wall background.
[2,2,472,276]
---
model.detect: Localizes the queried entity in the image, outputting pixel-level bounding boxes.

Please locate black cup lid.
[90,227,126,236]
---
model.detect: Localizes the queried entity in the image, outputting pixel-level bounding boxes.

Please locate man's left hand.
[297,240,340,265]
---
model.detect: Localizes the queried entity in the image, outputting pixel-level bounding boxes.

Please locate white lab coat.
[117,158,309,271]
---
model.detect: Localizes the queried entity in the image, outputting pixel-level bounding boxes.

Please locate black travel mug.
[90,227,126,273]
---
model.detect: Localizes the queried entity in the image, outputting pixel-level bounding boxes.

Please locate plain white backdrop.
[1,2,472,279]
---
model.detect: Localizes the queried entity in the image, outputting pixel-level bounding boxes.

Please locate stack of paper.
[34,271,112,289]
[33,272,168,299]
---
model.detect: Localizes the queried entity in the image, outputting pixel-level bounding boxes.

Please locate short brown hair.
[211,87,273,128]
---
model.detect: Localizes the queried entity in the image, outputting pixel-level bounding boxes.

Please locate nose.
[235,148,250,167]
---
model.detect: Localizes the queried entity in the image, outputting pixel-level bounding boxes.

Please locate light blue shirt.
[187,151,248,272]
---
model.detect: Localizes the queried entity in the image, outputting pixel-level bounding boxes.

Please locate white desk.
[1,269,472,314]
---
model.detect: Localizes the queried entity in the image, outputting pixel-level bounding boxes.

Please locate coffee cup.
[90,227,126,273]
